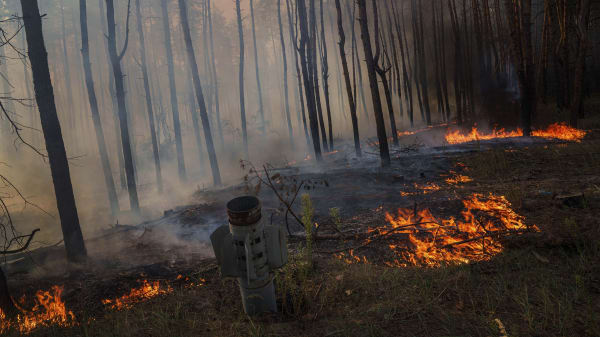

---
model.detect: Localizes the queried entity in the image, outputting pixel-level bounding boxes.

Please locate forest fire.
[445,123,587,144]
[350,193,536,267]
[445,173,473,185]
[0,286,75,334]
[102,280,173,310]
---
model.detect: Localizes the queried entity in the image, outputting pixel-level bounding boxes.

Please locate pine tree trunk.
[79,0,120,215]
[334,0,361,157]
[21,0,88,261]
[207,0,224,148]
[160,0,186,182]
[278,0,294,149]
[297,0,323,161]
[236,0,248,158]
[135,0,162,192]
[249,0,266,134]
[105,0,140,213]
[178,0,222,186]
[358,0,390,167]
[319,0,333,150]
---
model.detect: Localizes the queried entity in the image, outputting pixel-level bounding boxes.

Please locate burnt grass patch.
[4,139,600,337]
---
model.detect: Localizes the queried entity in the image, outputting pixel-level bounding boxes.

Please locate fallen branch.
[1,228,40,255]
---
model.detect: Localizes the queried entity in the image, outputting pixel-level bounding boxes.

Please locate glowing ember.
[356,193,537,267]
[0,285,75,334]
[102,280,173,310]
[445,123,586,144]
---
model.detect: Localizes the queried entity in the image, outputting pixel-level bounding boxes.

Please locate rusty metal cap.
[227,196,262,226]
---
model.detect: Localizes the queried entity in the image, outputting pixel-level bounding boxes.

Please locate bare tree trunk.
[98,0,126,191]
[236,0,248,158]
[319,0,333,150]
[135,0,162,192]
[79,0,120,215]
[249,0,266,134]
[21,0,87,261]
[105,0,140,213]
[160,0,186,182]
[297,0,322,161]
[345,1,369,122]
[287,0,311,147]
[334,0,360,157]
[178,0,222,186]
[310,0,329,152]
[59,0,75,133]
[0,266,17,317]
[358,0,390,167]
[206,0,224,148]
[391,0,414,127]
[278,0,294,149]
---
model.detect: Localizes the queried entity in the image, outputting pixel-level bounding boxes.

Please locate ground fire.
[445,123,587,144]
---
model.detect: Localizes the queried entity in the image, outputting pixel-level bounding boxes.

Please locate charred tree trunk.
[236,0,248,158]
[79,0,120,214]
[319,0,333,150]
[59,0,75,132]
[358,0,390,167]
[178,0,222,186]
[105,0,140,212]
[334,0,360,157]
[278,0,294,148]
[0,266,16,317]
[297,0,322,161]
[160,0,186,182]
[135,0,162,192]
[345,1,369,122]
[249,0,266,134]
[310,0,329,152]
[287,0,311,147]
[21,0,87,261]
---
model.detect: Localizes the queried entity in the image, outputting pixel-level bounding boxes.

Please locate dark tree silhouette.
[160,0,186,182]
[236,0,249,158]
[79,0,119,215]
[20,0,87,261]
[178,0,222,186]
[358,0,390,167]
[249,0,266,134]
[278,0,294,148]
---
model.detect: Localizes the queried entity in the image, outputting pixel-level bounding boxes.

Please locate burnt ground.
[3,128,600,336]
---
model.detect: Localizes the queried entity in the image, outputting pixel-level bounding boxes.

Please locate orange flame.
[445,173,473,185]
[102,280,173,311]
[0,285,75,334]
[445,123,586,144]
[347,193,537,267]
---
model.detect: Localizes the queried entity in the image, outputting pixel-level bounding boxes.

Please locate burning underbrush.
[445,122,587,144]
[336,193,537,267]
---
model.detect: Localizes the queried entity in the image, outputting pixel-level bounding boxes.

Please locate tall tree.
[278,0,294,148]
[334,0,360,157]
[236,0,248,158]
[310,0,329,152]
[570,0,592,127]
[79,0,119,215]
[358,0,390,167]
[206,0,224,148]
[20,0,87,261]
[135,0,162,192]
[178,0,222,186]
[319,0,333,150]
[105,0,140,212]
[249,0,266,134]
[296,0,322,161]
[160,0,186,181]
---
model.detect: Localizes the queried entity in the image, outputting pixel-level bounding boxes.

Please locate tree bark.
[570,0,592,127]
[249,0,266,134]
[358,0,390,167]
[21,0,87,261]
[135,0,162,192]
[334,0,360,157]
[178,0,222,186]
[236,0,248,158]
[105,0,140,213]
[278,0,294,149]
[79,0,120,215]
[160,0,186,182]
[319,0,333,150]
[206,0,224,148]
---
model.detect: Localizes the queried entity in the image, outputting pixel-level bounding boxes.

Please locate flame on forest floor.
[0,285,75,334]
[102,280,173,311]
[445,123,587,144]
[445,173,473,185]
[400,183,441,197]
[338,193,537,267]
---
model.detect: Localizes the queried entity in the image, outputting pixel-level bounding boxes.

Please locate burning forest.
[1,0,600,336]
